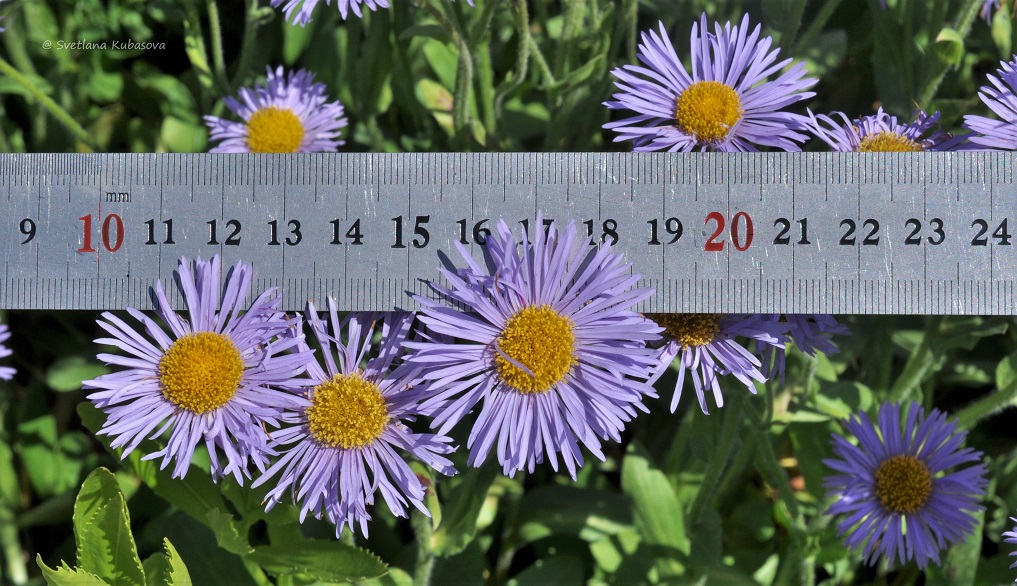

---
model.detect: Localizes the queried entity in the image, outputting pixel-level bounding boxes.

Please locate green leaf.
[397,24,450,43]
[74,469,145,586]
[507,556,583,586]
[83,53,124,103]
[542,55,603,92]
[431,464,498,557]
[516,485,631,544]
[143,539,193,586]
[77,403,231,534]
[933,27,964,66]
[18,416,89,497]
[992,8,1012,58]
[247,540,387,582]
[37,557,109,586]
[160,117,207,153]
[956,350,1017,428]
[46,355,108,392]
[72,467,120,531]
[205,509,252,556]
[621,446,688,554]
[282,17,316,65]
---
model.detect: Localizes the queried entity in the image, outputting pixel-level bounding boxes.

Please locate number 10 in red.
[78,213,124,253]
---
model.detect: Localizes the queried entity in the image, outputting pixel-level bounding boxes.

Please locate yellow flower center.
[857,131,924,152]
[874,454,933,514]
[674,80,744,144]
[650,313,722,349]
[306,374,389,449]
[158,332,244,414]
[495,305,576,395]
[245,106,305,153]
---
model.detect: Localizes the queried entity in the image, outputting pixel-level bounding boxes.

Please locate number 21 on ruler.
[78,213,124,253]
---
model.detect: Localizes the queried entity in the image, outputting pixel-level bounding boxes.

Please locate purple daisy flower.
[806,107,963,152]
[0,323,14,381]
[404,214,662,479]
[84,255,311,484]
[647,314,787,413]
[823,403,988,569]
[760,314,849,382]
[1005,516,1017,574]
[254,302,456,537]
[603,14,816,152]
[272,0,474,26]
[204,66,347,153]
[963,56,1017,150]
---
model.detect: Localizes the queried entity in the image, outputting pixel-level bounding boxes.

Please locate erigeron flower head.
[823,403,988,569]
[647,314,786,413]
[204,66,347,153]
[761,314,850,382]
[1004,516,1017,576]
[0,323,14,381]
[806,107,962,152]
[272,0,474,26]
[404,214,662,479]
[603,14,816,152]
[254,303,456,537]
[84,255,312,484]
[963,55,1017,150]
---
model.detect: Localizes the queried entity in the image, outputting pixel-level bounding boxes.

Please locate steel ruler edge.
[0,151,1015,315]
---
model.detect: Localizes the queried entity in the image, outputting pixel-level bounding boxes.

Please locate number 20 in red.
[704,211,754,252]
[78,213,124,253]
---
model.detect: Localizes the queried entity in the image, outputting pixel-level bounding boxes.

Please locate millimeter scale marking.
[0,151,1015,314]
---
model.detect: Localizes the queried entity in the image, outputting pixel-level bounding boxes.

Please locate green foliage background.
[1,0,1017,584]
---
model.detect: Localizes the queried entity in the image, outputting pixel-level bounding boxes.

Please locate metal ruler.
[0,152,1015,314]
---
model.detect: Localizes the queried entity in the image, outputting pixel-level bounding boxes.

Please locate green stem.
[469,0,498,147]
[888,316,944,403]
[528,36,556,88]
[917,0,985,106]
[229,0,261,94]
[423,1,473,148]
[793,0,846,55]
[0,57,95,150]
[554,0,585,78]
[411,509,435,586]
[955,375,1017,429]
[0,512,27,585]
[687,392,745,525]
[206,0,229,91]
[494,0,530,120]
[182,0,217,95]
[241,559,273,586]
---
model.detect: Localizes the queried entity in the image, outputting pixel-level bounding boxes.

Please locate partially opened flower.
[806,107,962,151]
[963,56,1017,150]
[273,0,473,26]
[254,304,456,537]
[84,256,311,484]
[405,215,662,478]
[982,0,1005,21]
[647,314,786,413]
[761,314,849,382]
[0,323,14,381]
[604,14,816,152]
[823,403,988,569]
[1004,516,1017,574]
[204,66,347,153]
